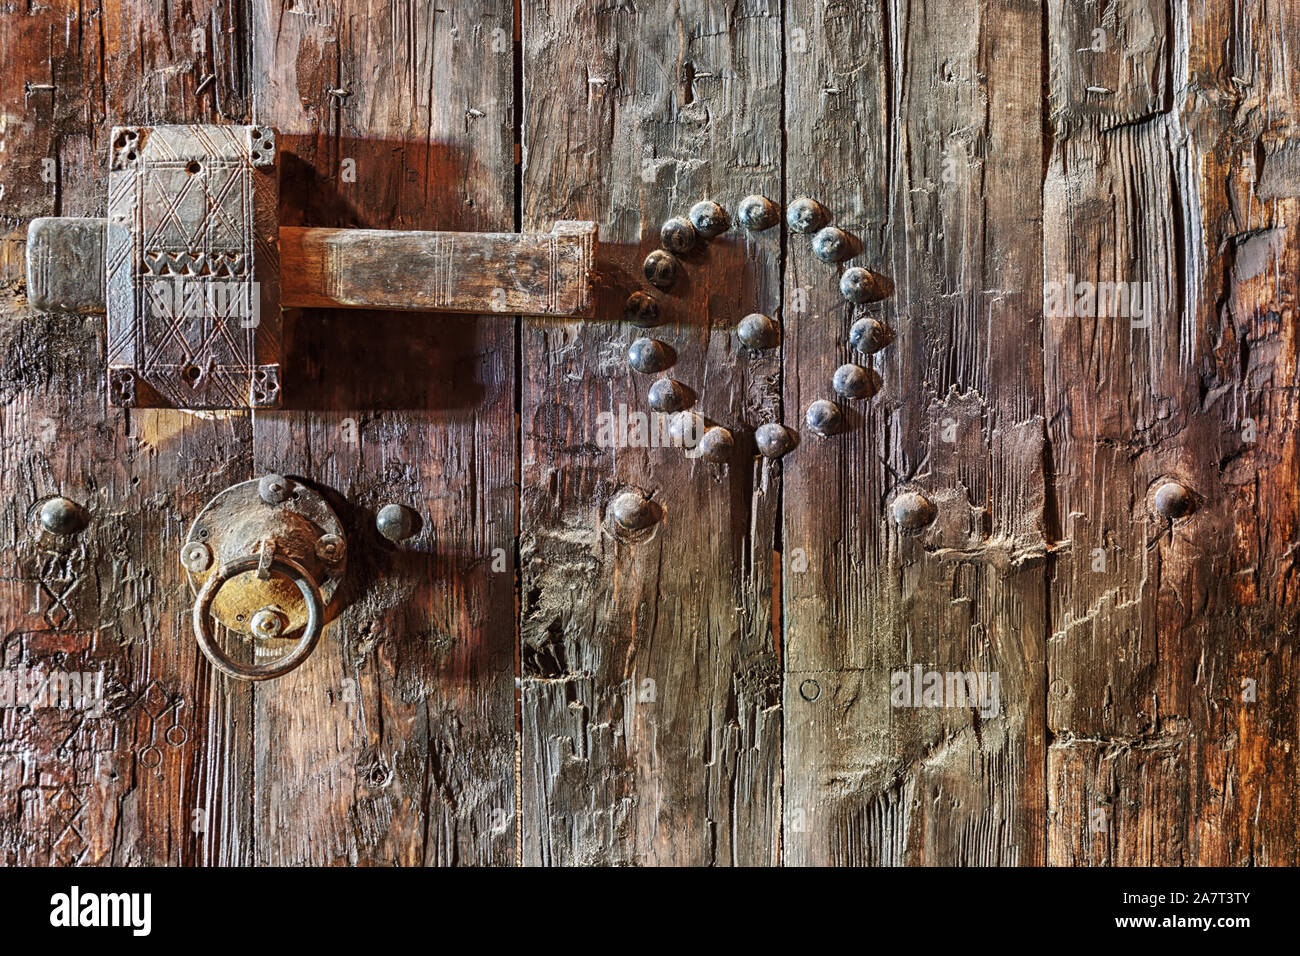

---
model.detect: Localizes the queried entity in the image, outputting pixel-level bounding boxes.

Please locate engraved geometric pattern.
[105,125,281,409]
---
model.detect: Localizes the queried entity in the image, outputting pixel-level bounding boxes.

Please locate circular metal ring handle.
[192,553,324,682]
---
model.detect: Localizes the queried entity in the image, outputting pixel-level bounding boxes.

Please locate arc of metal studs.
[621,194,896,522]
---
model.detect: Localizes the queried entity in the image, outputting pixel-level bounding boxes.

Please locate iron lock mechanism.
[182,474,346,681]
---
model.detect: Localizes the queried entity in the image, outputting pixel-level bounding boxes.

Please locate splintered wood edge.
[279,221,598,317]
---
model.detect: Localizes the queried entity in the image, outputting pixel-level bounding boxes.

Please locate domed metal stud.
[840,266,893,303]
[624,291,661,327]
[644,249,680,290]
[811,226,856,263]
[38,496,88,535]
[376,503,418,541]
[786,197,830,234]
[660,216,698,255]
[669,410,706,450]
[688,200,730,238]
[832,364,874,400]
[258,473,293,505]
[611,490,660,531]
[180,541,213,572]
[1153,480,1196,521]
[891,490,936,532]
[698,426,734,462]
[736,194,780,231]
[648,377,689,413]
[737,312,780,350]
[628,337,674,374]
[805,399,844,436]
[755,423,797,458]
[849,317,892,355]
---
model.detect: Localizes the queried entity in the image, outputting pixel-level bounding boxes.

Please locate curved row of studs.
[621,195,895,464]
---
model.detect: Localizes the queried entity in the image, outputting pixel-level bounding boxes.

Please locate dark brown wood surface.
[0,0,1296,866]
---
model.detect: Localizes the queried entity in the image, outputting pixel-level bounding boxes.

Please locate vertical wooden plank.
[250,0,518,865]
[1046,0,1300,864]
[0,0,257,866]
[520,1,783,865]
[781,0,1047,865]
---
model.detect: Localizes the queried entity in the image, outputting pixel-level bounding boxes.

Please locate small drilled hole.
[187,160,202,174]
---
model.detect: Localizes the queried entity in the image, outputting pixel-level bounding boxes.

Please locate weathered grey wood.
[1045,0,1300,865]
[280,222,596,315]
[781,0,1047,865]
[248,0,518,865]
[519,0,784,865]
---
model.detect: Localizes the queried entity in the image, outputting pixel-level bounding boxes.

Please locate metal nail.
[688,200,730,238]
[736,194,780,231]
[755,423,797,458]
[805,399,844,436]
[624,290,661,328]
[699,426,734,462]
[181,541,213,572]
[737,312,780,350]
[811,226,856,263]
[648,377,689,413]
[786,197,830,234]
[832,364,873,400]
[376,503,418,541]
[891,490,936,532]
[38,496,88,535]
[840,266,893,303]
[628,337,674,374]
[316,533,346,563]
[611,490,659,531]
[849,317,893,355]
[643,249,680,290]
[249,608,285,639]
[258,473,293,505]
[1153,480,1195,520]
[669,410,706,450]
[660,216,698,255]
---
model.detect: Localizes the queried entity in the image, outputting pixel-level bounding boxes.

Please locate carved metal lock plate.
[26,123,599,410]
[183,475,345,681]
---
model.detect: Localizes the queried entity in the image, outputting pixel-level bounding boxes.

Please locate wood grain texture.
[248,0,519,865]
[781,0,1047,865]
[519,0,784,865]
[279,221,596,316]
[1045,0,1300,865]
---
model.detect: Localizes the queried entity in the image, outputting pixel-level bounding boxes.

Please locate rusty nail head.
[660,216,698,255]
[181,541,213,572]
[1153,480,1195,520]
[840,266,893,304]
[737,312,780,350]
[833,364,874,400]
[624,291,661,328]
[786,197,830,234]
[316,533,345,563]
[249,608,285,639]
[699,426,734,462]
[611,491,659,531]
[849,317,892,355]
[259,473,293,504]
[688,200,730,238]
[39,496,88,535]
[643,249,679,289]
[755,423,797,458]
[805,399,844,436]
[376,503,417,541]
[648,377,689,413]
[799,678,822,702]
[736,194,780,231]
[628,337,674,374]
[892,490,937,532]
[811,226,855,263]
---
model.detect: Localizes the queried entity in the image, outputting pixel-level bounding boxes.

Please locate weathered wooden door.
[1,0,1295,866]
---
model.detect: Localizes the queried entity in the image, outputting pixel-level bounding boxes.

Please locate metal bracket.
[26,123,599,410]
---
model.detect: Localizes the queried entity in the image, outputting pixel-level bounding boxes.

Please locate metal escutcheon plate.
[183,477,345,641]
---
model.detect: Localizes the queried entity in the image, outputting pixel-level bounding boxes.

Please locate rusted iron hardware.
[183,474,346,681]
[26,124,598,410]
